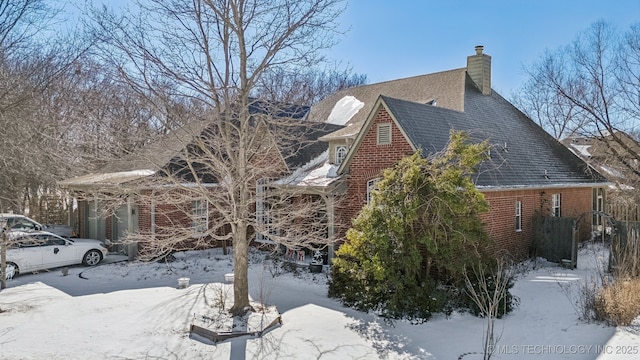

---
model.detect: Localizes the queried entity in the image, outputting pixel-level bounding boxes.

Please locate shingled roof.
[309,68,467,140]
[60,101,340,188]
[375,81,608,188]
[310,45,607,190]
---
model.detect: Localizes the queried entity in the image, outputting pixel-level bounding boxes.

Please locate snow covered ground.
[0,242,639,359]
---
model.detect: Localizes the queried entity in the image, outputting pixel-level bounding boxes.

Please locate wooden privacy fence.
[607,196,640,223]
[533,216,577,268]
[609,220,640,277]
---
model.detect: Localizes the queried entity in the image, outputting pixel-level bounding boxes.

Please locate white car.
[2,231,108,276]
[0,213,75,238]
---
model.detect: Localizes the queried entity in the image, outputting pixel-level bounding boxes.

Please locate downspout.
[151,190,156,241]
[326,194,335,263]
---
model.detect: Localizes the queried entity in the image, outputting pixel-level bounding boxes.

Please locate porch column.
[127,196,138,261]
[327,194,335,263]
[67,194,74,229]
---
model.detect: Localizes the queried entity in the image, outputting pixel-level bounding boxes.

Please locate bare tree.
[512,76,585,140]
[87,0,346,315]
[464,260,513,360]
[256,67,367,105]
[516,21,640,175]
[0,0,94,290]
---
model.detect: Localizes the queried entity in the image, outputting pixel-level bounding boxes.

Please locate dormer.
[328,139,352,165]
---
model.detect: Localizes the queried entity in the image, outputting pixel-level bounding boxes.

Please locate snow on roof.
[599,165,624,179]
[569,144,592,158]
[326,96,364,125]
[276,150,340,187]
[60,169,156,187]
[610,183,635,191]
[297,162,340,187]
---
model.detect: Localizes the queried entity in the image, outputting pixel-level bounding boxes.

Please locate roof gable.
[374,83,608,188]
[337,97,415,174]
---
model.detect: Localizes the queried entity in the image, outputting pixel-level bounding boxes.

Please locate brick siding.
[482,187,593,259]
[341,106,413,223]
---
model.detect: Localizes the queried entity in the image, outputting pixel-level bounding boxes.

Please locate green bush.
[329,131,517,322]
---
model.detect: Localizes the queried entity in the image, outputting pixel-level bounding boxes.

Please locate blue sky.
[73,1,638,96]
[325,0,640,96]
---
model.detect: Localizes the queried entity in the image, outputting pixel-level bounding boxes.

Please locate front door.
[87,200,106,241]
[113,204,139,253]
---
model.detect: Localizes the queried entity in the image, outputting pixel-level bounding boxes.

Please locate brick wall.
[340,106,414,224]
[482,187,592,259]
[134,189,236,254]
[481,189,539,258]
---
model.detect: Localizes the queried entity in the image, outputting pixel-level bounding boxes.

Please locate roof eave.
[476,181,612,192]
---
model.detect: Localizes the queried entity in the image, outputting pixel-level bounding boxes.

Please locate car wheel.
[7,262,19,276]
[82,250,103,266]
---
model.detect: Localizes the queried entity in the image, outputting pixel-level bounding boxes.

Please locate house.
[564,132,640,223]
[59,101,343,259]
[300,46,609,259]
[61,46,609,263]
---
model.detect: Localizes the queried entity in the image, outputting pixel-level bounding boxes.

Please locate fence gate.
[533,216,577,268]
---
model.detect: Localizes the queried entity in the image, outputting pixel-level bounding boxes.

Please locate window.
[335,145,347,165]
[255,179,275,243]
[377,123,392,145]
[515,201,522,232]
[596,188,604,227]
[44,235,66,246]
[366,178,380,204]
[192,199,209,234]
[7,217,39,231]
[551,193,561,217]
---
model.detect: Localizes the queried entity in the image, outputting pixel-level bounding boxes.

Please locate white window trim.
[377,123,392,145]
[192,199,209,236]
[515,201,522,232]
[255,179,275,244]
[335,145,348,165]
[552,193,561,217]
[366,178,380,204]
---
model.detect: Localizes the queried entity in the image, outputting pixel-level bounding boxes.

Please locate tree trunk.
[230,223,251,316]
[1,231,7,290]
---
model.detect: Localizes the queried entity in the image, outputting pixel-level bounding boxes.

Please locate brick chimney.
[466,45,491,95]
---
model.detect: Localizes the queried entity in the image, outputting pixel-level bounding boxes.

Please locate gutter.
[476,181,613,192]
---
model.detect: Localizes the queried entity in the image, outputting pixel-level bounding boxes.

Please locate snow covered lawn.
[0,243,639,359]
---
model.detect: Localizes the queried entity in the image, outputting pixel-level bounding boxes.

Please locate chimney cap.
[475,45,484,55]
